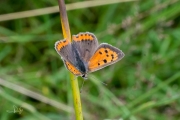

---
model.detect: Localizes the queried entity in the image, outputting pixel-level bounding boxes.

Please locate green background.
[0,0,180,120]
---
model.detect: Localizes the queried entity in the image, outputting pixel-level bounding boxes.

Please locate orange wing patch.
[88,48,120,71]
[72,32,95,42]
[64,60,82,76]
[55,39,69,51]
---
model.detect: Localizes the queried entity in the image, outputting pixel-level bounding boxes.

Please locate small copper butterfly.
[55,32,124,79]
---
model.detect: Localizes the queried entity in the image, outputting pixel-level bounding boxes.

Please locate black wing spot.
[103,59,107,63]
[76,36,79,38]
[105,50,108,53]
[99,51,102,54]
[98,63,100,65]
[91,35,94,38]
[106,55,109,57]
[86,49,90,52]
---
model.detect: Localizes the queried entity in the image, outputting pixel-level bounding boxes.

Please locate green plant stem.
[58,0,83,120]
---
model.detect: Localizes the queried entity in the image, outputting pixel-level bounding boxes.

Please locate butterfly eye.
[82,74,88,79]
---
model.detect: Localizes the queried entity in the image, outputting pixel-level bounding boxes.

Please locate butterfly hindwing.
[63,60,82,76]
[88,43,124,73]
[72,32,98,62]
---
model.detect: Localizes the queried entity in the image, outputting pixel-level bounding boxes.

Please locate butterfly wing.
[63,60,82,76]
[55,39,75,64]
[88,43,124,73]
[55,39,83,76]
[72,32,98,62]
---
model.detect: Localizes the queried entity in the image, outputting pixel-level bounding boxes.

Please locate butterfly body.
[72,44,88,75]
[55,32,124,79]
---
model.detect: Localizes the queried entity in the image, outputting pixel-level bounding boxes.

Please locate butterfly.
[55,32,124,79]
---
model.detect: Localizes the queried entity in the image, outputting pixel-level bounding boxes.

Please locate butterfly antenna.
[80,79,85,93]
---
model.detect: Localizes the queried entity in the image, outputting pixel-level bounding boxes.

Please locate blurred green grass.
[0,0,180,120]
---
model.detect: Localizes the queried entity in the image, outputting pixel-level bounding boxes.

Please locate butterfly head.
[81,74,88,79]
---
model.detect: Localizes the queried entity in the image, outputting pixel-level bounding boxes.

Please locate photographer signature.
[7,105,23,114]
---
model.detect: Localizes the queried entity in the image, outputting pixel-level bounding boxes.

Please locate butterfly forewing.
[72,32,98,62]
[88,43,124,73]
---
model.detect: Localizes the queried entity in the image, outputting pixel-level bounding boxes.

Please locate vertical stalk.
[58,0,83,120]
